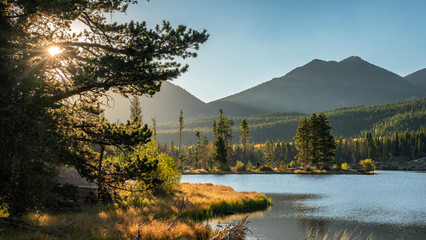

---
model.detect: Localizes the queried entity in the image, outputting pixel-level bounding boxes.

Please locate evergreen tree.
[152,117,157,142]
[226,119,234,163]
[130,96,143,123]
[217,109,226,138]
[294,117,310,166]
[68,114,153,202]
[394,131,401,156]
[294,113,337,168]
[264,140,274,167]
[317,113,337,166]
[213,136,229,171]
[239,119,251,169]
[212,120,218,139]
[308,113,321,166]
[0,0,208,216]
[195,130,201,168]
[178,109,184,153]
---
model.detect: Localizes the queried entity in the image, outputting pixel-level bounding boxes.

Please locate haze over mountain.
[104,56,425,123]
[405,68,426,88]
[104,81,208,123]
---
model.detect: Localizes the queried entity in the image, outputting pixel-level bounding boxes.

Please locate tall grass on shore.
[0,183,271,240]
[306,228,375,240]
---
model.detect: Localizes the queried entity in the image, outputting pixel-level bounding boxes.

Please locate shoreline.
[0,183,270,240]
[182,169,378,175]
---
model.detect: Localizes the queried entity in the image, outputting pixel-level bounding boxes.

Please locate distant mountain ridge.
[405,68,426,87]
[209,56,419,115]
[104,81,208,123]
[104,56,425,123]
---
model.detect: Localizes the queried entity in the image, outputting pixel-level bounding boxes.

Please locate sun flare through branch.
[48,46,62,56]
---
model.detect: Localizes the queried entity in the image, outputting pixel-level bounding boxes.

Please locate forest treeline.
[155,98,426,145]
[158,124,426,171]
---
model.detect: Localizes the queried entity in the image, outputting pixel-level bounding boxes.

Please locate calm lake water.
[182,171,426,240]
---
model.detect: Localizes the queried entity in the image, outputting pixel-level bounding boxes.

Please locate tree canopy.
[294,113,336,168]
[0,0,208,216]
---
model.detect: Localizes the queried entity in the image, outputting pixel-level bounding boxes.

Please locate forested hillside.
[155,98,426,145]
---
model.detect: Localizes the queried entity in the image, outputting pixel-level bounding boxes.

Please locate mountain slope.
[156,98,426,145]
[103,81,208,123]
[104,56,424,123]
[405,68,426,87]
[209,56,419,114]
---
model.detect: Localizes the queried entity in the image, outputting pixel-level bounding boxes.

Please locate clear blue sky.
[113,0,426,102]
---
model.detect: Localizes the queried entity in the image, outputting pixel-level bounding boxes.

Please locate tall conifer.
[308,113,321,166]
[294,117,310,166]
[178,109,184,153]
[317,112,337,166]
[240,119,251,169]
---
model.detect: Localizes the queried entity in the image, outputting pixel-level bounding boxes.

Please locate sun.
[48,46,62,56]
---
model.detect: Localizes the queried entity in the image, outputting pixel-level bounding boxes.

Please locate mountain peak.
[340,56,365,63]
[309,59,326,64]
[405,68,426,87]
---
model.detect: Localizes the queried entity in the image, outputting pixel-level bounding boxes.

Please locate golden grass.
[0,183,270,240]
[306,228,375,240]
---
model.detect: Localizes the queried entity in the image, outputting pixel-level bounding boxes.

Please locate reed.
[306,228,375,240]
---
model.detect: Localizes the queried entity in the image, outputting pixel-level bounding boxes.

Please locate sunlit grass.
[306,228,375,240]
[0,183,270,240]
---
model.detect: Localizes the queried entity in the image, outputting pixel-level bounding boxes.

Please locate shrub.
[279,161,287,171]
[359,159,376,172]
[246,160,253,171]
[341,162,350,170]
[289,160,296,168]
[233,161,245,172]
[130,141,181,194]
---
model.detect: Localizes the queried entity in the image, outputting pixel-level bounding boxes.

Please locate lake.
[182,171,426,240]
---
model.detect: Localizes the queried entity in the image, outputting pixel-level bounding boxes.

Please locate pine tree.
[213,136,229,171]
[294,117,310,166]
[152,117,157,142]
[0,0,208,215]
[239,119,251,169]
[317,113,337,167]
[308,113,321,166]
[294,113,336,168]
[226,119,234,163]
[195,130,201,168]
[394,131,401,156]
[217,109,227,139]
[212,120,218,139]
[130,96,143,123]
[264,140,274,167]
[178,109,184,153]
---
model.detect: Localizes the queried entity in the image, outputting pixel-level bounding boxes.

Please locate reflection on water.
[183,171,426,240]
